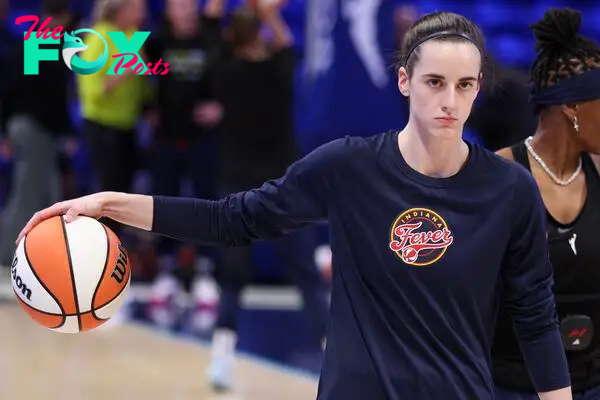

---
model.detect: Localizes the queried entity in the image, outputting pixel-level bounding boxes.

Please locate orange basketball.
[11,215,131,333]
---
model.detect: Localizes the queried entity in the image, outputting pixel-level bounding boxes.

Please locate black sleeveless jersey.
[492,142,600,393]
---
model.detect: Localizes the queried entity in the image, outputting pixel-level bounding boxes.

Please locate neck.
[398,120,469,178]
[529,110,582,178]
[235,43,268,60]
[112,16,131,31]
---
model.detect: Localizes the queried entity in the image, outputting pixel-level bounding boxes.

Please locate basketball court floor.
[0,273,319,400]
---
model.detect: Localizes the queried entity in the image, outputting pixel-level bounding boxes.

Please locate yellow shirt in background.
[76,21,153,131]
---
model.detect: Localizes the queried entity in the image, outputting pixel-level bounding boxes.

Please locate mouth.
[435,117,457,125]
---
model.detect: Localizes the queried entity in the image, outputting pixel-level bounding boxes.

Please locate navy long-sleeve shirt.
[152,131,570,399]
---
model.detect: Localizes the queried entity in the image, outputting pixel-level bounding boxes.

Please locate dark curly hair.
[530,7,600,94]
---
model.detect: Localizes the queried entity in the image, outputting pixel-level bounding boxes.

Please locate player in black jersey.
[493,8,600,399]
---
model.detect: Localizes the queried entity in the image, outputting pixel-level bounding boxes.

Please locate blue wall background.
[5,0,600,151]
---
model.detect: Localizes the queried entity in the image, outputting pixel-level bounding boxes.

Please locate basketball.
[11,215,131,333]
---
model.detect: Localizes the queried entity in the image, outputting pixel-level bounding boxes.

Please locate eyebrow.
[421,73,478,81]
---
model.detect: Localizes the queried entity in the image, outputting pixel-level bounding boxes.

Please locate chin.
[427,125,462,139]
[584,145,600,155]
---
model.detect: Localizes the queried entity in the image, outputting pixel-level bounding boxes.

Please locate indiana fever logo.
[389,208,454,266]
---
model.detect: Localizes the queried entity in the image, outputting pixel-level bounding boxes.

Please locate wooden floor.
[0,302,317,400]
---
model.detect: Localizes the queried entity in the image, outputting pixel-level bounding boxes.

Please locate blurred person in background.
[77,0,152,236]
[0,0,76,267]
[144,0,223,298]
[0,0,13,154]
[466,57,537,151]
[206,0,330,391]
[393,2,417,49]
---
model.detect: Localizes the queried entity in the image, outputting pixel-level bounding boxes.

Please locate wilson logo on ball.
[11,256,32,301]
[111,243,128,284]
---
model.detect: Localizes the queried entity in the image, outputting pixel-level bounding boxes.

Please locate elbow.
[212,196,260,247]
[509,296,559,341]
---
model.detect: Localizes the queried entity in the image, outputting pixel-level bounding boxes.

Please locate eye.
[426,79,442,88]
[458,81,474,90]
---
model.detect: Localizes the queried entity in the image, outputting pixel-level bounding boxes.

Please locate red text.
[112,53,171,75]
[16,15,64,41]
[389,222,453,253]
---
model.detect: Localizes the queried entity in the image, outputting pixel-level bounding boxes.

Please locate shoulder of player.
[473,144,534,190]
[308,132,386,163]
[294,133,388,186]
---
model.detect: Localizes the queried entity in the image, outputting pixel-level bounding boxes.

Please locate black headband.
[529,68,600,108]
[404,31,481,65]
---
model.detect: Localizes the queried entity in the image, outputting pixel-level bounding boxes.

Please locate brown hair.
[396,12,488,81]
[92,0,128,22]
[227,5,262,49]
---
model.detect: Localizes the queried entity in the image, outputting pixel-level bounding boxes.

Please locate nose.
[441,86,457,113]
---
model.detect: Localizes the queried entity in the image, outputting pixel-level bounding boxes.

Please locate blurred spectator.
[144,0,223,283]
[206,1,330,391]
[466,59,538,151]
[394,3,417,49]
[0,0,76,267]
[77,0,152,236]
[0,0,15,140]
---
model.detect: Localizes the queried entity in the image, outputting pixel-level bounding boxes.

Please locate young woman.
[492,8,600,400]
[16,12,572,400]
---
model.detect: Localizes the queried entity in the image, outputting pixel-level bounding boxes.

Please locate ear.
[560,103,578,122]
[397,66,410,97]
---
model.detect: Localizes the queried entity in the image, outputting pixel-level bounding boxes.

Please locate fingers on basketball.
[17,202,71,244]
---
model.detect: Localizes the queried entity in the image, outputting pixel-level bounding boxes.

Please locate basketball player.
[17,12,573,399]
[492,8,600,400]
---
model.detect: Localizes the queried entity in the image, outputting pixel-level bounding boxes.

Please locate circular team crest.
[389,208,454,266]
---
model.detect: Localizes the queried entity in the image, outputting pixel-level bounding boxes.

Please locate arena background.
[0,0,599,396]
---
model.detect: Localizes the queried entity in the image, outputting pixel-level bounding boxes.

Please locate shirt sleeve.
[500,168,570,392]
[151,139,344,245]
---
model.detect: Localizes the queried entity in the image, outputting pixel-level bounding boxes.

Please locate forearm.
[511,283,570,392]
[538,387,572,400]
[100,192,154,231]
[151,194,260,246]
[516,324,570,393]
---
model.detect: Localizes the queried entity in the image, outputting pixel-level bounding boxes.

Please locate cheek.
[580,118,599,143]
[458,92,477,119]
[409,88,435,115]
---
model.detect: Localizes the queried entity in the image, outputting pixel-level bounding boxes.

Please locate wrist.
[98,191,122,219]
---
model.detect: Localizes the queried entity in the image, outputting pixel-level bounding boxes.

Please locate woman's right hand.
[16,193,107,245]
